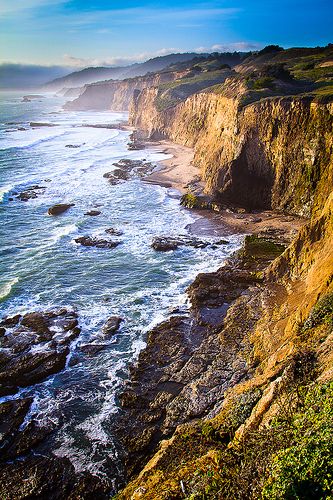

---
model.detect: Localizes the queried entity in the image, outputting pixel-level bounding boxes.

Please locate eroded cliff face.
[114,82,333,499]
[115,196,333,500]
[131,89,333,216]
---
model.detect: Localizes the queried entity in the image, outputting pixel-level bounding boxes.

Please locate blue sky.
[0,0,332,67]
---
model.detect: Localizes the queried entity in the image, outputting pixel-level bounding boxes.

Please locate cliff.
[113,48,333,499]
[63,73,176,111]
[130,87,333,217]
[114,187,333,500]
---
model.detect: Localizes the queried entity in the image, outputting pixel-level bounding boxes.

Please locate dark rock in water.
[4,420,54,460]
[0,328,5,336]
[65,144,81,148]
[48,203,75,216]
[0,398,33,456]
[0,314,22,327]
[21,311,50,334]
[101,316,123,337]
[0,309,81,396]
[29,122,56,127]
[16,185,46,202]
[80,344,107,356]
[22,97,31,102]
[75,236,120,249]
[0,455,111,499]
[151,237,179,251]
[103,159,155,185]
[105,227,123,236]
[127,142,145,150]
[151,236,209,252]
[84,210,101,216]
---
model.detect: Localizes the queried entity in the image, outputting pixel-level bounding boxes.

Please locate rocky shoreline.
[0,126,308,498]
[111,232,291,479]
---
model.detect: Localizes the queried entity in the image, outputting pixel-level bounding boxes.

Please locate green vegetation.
[241,235,286,261]
[184,381,333,500]
[155,70,230,111]
[180,193,211,209]
[303,292,333,330]
[252,77,275,90]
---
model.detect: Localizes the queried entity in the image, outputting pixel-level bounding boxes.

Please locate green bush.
[303,292,333,330]
[253,77,275,90]
[262,383,333,499]
[185,382,333,500]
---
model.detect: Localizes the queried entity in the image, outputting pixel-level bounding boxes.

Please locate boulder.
[101,316,123,337]
[151,236,209,252]
[75,236,121,249]
[48,203,75,216]
[0,309,81,396]
[105,228,123,236]
[84,210,101,216]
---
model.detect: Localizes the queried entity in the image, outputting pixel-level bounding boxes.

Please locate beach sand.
[143,139,307,240]
[144,140,201,193]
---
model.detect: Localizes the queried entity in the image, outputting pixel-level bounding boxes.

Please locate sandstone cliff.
[131,87,333,216]
[113,48,333,499]
[63,67,205,112]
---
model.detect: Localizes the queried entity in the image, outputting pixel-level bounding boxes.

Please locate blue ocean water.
[0,91,241,482]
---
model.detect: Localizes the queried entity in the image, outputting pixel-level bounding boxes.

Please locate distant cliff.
[63,72,181,111]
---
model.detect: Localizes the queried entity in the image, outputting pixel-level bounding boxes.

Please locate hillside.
[62,53,249,110]
[43,52,234,91]
[111,45,333,499]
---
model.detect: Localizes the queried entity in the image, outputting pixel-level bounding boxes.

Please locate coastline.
[141,137,306,240]
[144,140,199,193]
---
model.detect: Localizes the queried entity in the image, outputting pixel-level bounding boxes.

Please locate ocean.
[0,91,241,485]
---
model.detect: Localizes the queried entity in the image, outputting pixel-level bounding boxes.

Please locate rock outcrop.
[0,308,80,396]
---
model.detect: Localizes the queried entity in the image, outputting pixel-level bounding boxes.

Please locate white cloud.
[62,47,183,68]
[196,42,262,53]
[62,41,260,69]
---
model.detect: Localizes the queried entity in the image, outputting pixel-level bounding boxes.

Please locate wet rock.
[75,236,121,249]
[0,309,81,396]
[151,236,209,252]
[21,312,50,334]
[84,210,101,216]
[103,159,154,185]
[0,455,111,499]
[80,344,106,356]
[105,227,123,236]
[16,185,46,202]
[101,316,123,337]
[0,314,21,327]
[65,144,81,148]
[0,398,32,455]
[127,142,145,150]
[48,203,75,216]
[30,122,56,127]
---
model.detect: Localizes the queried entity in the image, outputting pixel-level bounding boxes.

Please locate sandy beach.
[142,139,307,240]
[144,140,200,193]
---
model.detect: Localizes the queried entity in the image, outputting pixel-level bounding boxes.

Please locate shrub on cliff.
[184,382,333,500]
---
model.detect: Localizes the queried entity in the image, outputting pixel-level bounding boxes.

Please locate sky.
[0,0,332,68]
